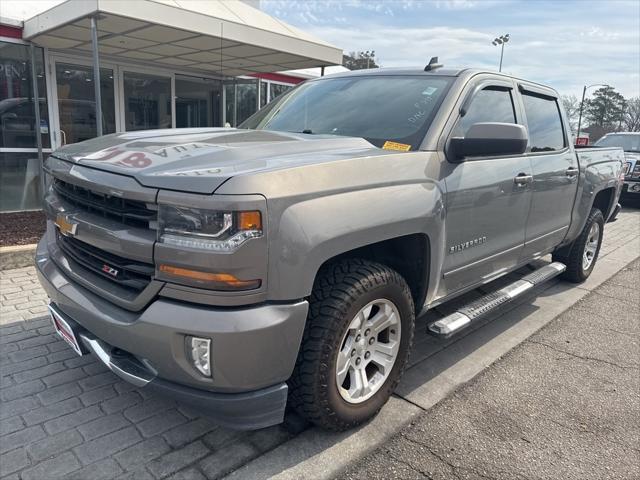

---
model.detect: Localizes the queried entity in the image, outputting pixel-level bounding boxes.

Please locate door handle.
[514,174,533,186]
[565,167,579,177]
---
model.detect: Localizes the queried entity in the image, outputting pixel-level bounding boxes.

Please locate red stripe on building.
[251,72,305,85]
[0,25,23,39]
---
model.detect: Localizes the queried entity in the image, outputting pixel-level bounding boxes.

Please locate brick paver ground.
[1,208,638,479]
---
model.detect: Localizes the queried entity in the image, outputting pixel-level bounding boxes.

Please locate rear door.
[516,85,577,259]
[439,77,533,297]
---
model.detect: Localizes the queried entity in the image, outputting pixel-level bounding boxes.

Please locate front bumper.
[36,237,309,429]
[622,181,640,195]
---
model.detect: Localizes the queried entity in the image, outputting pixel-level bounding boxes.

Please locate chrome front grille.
[53,179,156,229]
[56,233,154,293]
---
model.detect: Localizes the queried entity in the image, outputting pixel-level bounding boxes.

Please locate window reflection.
[123,72,172,131]
[55,63,115,144]
[224,79,258,127]
[0,152,42,211]
[0,41,50,148]
[175,75,222,128]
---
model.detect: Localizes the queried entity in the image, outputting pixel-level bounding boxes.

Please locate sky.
[262,0,640,99]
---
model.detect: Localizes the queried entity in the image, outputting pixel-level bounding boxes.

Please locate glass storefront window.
[270,83,293,102]
[123,72,172,131]
[0,152,42,211]
[0,41,50,148]
[55,63,116,144]
[260,81,267,108]
[175,75,221,128]
[224,79,258,127]
[236,80,258,125]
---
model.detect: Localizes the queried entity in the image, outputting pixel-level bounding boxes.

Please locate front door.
[518,88,577,258]
[440,81,533,297]
[175,75,222,128]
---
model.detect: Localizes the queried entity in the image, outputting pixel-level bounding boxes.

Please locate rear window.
[522,93,566,152]
[240,75,454,150]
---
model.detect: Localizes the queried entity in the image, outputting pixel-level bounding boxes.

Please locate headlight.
[158,205,262,252]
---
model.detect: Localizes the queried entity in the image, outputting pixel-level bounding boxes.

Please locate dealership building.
[0,0,343,212]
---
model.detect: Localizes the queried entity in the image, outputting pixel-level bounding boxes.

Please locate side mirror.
[448,122,528,162]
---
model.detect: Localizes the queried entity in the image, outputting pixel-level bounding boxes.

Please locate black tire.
[288,259,415,431]
[553,208,604,283]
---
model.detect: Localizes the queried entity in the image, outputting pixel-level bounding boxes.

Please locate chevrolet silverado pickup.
[37,67,624,431]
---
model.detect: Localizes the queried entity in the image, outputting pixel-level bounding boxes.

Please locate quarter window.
[522,93,565,152]
[454,87,516,137]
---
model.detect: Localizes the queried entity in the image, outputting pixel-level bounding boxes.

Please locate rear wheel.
[553,208,604,283]
[288,259,415,431]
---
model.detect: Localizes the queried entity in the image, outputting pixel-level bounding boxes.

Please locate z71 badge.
[449,236,487,254]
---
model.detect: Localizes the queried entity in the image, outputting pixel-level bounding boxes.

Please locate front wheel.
[553,208,604,283]
[288,259,415,431]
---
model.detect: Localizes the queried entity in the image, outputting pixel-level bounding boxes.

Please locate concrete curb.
[0,244,36,271]
[227,244,640,480]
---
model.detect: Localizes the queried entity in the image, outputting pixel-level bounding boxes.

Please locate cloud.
[264,0,640,98]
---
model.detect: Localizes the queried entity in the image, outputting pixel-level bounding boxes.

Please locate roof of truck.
[318,67,559,96]
[322,67,467,77]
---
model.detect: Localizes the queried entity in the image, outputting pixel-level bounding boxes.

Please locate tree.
[622,97,640,132]
[584,86,626,130]
[561,94,581,135]
[342,50,379,70]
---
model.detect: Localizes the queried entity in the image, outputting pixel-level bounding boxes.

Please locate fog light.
[187,336,211,377]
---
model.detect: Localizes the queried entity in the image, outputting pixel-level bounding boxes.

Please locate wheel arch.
[267,183,444,307]
[314,233,431,312]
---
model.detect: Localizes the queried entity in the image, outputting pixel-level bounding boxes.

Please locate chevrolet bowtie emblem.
[55,214,78,237]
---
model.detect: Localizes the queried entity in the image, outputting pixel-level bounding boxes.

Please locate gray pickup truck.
[594,132,640,201]
[37,66,624,431]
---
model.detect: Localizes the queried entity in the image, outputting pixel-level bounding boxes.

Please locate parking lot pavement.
[339,258,640,480]
[1,208,639,480]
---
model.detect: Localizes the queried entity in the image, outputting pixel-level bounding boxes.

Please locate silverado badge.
[449,236,487,254]
[55,214,78,237]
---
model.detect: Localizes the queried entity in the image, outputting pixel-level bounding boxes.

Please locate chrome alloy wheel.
[335,299,401,404]
[582,222,601,271]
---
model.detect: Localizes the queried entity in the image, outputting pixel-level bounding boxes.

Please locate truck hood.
[50,128,384,193]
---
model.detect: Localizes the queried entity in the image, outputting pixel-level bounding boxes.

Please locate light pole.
[492,34,510,72]
[577,83,609,142]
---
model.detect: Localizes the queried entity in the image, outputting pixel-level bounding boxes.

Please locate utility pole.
[577,84,609,141]
[492,34,510,72]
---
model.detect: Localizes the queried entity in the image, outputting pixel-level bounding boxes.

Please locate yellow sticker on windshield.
[382,141,411,152]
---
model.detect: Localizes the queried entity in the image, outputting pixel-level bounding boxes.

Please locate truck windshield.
[240,75,453,150]
[594,134,640,152]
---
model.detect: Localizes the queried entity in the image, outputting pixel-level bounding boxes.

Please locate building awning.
[22,0,342,76]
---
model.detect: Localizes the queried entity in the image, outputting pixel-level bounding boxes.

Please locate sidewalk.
[340,259,640,480]
[0,209,638,480]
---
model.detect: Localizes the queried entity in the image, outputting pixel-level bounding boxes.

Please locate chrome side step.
[428,262,566,338]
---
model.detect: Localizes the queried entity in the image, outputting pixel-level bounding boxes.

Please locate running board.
[428,262,566,338]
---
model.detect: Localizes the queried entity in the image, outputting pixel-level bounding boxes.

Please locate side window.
[454,87,516,137]
[521,93,565,152]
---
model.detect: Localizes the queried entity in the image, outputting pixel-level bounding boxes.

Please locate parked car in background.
[37,67,624,431]
[594,132,640,202]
